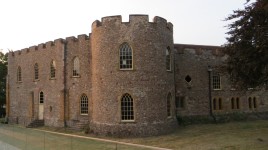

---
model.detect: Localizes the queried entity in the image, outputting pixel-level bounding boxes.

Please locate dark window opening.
[185,75,192,83]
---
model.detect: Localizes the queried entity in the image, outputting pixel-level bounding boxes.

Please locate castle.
[6,15,268,137]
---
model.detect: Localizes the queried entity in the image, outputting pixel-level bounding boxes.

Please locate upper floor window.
[80,93,88,115]
[50,60,56,79]
[166,48,171,71]
[167,93,172,117]
[119,43,132,70]
[34,63,39,80]
[17,66,21,82]
[212,71,221,90]
[73,57,80,77]
[121,93,134,121]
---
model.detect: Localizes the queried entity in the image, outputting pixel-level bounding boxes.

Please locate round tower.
[90,15,178,137]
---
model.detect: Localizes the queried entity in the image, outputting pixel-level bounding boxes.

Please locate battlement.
[174,44,224,56]
[10,33,90,57]
[92,15,173,31]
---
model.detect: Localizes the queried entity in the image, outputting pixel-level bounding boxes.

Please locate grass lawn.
[1,120,268,150]
[108,120,268,150]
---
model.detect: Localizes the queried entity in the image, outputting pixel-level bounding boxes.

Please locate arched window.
[121,93,134,121]
[34,63,39,80]
[39,91,44,104]
[17,66,21,82]
[219,98,222,110]
[50,60,56,78]
[253,97,257,108]
[119,43,132,70]
[80,94,88,115]
[212,71,221,90]
[167,93,171,117]
[73,57,80,77]
[166,48,171,71]
[248,97,252,108]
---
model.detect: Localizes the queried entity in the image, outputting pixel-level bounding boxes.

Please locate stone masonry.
[6,15,268,137]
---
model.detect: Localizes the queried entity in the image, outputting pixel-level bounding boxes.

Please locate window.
[185,75,191,83]
[176,97,185,109]
[167,93,172,117]
[212,71,221,90]
[248,97,257,109]
[119,43,132,70]
[212,97,223,111]
[50,60,56,78]
[73,57,80,77]
[231,97,240,110]
[121,93,134,121]
[39,91,44,104]
[80,94,88,115]
[34,63,39,80]
[166,48,171,71]
[17,66,21,82]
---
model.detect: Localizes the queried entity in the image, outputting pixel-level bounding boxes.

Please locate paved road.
[0,140,20,150]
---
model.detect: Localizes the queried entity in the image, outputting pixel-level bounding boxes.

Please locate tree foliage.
[0,50,8,108]
[223,0,268,89]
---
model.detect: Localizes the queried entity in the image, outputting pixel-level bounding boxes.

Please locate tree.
[0,50,8,114]
[223,0,268,89]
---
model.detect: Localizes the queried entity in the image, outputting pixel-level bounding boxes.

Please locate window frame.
[119,42,133,70]
[212,97,224,111]
[72,56,80,77]
[212,71,221,90]
[166,47,171,71]
[39,91,44,104]
[248,96,258,109]
[80,93,89,115]
[167,92,172,118]
[230,97,240,110]
[120,93,135,122]
[17,66,22,82]
[34,63,39,81]
[175,96,186,110]
[50,60,56,79]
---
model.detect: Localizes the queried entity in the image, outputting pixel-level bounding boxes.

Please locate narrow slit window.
[167,93,171,117]
[34,63,39,80]
[166,48,171,71]
[73,57,80,77]
[39,91,44,104]
[219,98,222,110]
[236,97,239,109]
[50,60,56,78]
[175,97,185,109]
[231,98,234,109]
[213,98,216,110]
[121,93,134,121]
[17,66,21,82]
[212,71,221,90]
[248,97,252,108]
[119,43,132,70]
[253,97,257,108]
[80,94,88,115]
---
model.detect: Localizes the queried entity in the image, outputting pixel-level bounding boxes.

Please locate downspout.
[208,65,217,124]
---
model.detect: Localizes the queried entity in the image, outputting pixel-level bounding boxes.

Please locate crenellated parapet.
[92,15,173,32]
[9,33,90,57]
[174,44,224,56]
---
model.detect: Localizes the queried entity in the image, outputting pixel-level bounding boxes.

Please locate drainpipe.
[174,48,177,118]
[208,65,217,124]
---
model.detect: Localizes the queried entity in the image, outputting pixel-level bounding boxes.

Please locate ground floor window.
[176,97,185,109]
[121,93,134,121]
[231,97,240,110]
[248,97,257,109]
[212,97,223,111]
[80,94,88,115]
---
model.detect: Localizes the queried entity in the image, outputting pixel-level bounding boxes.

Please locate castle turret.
[90,15,178,137]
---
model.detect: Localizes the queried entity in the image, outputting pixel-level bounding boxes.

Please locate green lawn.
[1,120,268,150]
